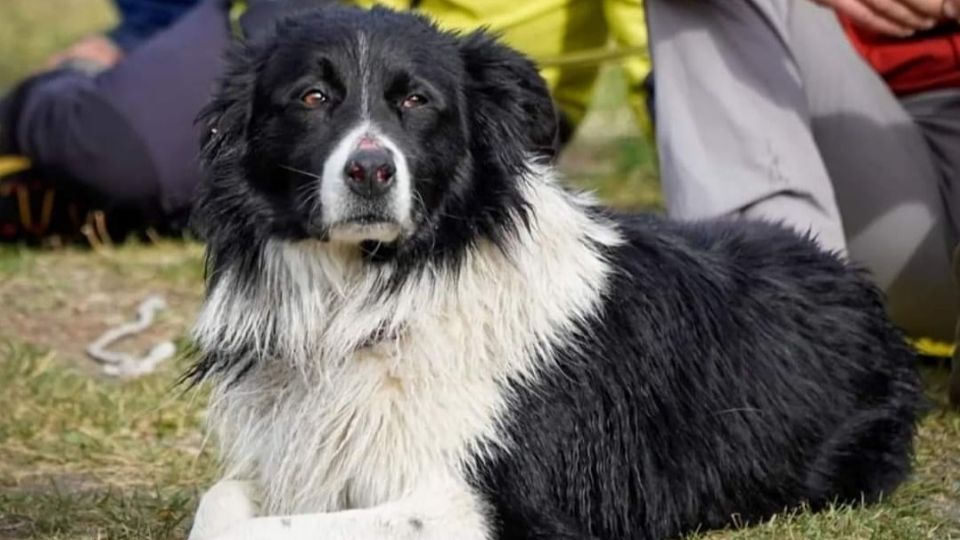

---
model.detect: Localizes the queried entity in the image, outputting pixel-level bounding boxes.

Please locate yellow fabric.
[351,0,648,129]
[0,156,31,178]
[913,338,955,358]
[604,0,648,133]
[230,0,249,38]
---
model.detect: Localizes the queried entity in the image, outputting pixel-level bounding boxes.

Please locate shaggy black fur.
[479,214,921,539]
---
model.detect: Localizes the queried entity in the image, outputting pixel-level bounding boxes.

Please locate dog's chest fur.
[196,180,620,515]
[227,341,506,514]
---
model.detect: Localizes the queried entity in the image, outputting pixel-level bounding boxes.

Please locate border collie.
[186,7,922,540]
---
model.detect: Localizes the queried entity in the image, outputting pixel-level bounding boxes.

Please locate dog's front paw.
[188,480,260,540]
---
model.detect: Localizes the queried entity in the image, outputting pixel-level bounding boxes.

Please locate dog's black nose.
[344,148,396,198]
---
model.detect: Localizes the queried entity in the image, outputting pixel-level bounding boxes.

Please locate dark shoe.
[0,159,89,243]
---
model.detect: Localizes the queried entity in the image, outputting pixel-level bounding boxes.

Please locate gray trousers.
[647,0,960,341]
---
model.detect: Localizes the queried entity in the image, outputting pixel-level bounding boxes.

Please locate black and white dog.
[187,7,922,540]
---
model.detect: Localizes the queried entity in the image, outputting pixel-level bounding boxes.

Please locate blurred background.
[0,1,114,89]
[0,0,660,210]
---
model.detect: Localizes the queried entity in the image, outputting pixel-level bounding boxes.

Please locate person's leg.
[899,89,960,406]
[646,0,957,340]
[899,89,960,237]
[6,0,231,226]
[788,3,958,341]
[645,0,847,253]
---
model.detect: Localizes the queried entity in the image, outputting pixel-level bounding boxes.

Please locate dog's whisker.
[280,164,324,181]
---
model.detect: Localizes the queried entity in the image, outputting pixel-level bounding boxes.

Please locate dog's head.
[195,6,558,265]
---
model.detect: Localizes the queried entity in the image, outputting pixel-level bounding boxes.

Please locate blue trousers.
[7,0,231,225]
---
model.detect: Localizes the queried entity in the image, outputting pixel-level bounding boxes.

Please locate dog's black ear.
[192,41,266,242]
[197,41,263,168]
[459,31,560,171]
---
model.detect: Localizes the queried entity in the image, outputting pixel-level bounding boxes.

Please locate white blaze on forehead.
[358,31,370,119]
[319,121,413,240]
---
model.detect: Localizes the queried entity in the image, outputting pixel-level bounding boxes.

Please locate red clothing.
[840,16,960,96]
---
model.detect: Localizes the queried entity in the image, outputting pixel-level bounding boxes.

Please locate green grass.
[0,0,116,89]
[0,1,958,539]
[0,264,957,540]
[0,243,215,539]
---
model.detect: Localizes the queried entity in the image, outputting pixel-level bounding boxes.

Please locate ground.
[0,1,957,539]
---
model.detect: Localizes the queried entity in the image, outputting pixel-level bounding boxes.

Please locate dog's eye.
[300,89,328,108]
[401,94,428,109]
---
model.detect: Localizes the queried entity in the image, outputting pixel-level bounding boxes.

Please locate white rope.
[86,295,177,377]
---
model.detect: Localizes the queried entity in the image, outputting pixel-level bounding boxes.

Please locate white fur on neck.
[193,166,622,515]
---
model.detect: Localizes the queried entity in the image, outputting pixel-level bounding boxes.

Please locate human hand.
[812,0,957,37]
[43,34,122,72]
[944,0,960,19]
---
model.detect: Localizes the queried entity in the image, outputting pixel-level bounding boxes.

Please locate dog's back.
[476,214,921,539]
